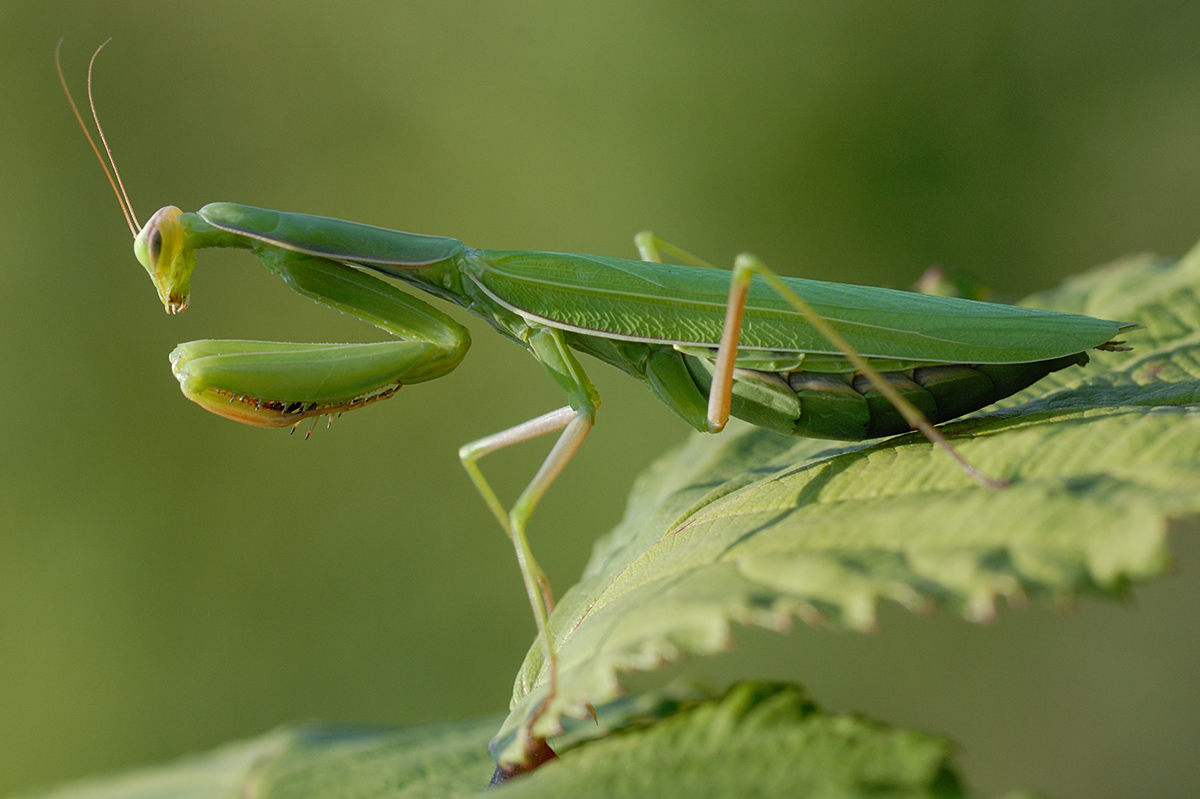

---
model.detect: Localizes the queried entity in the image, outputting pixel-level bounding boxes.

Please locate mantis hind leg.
[634,233,1008,488]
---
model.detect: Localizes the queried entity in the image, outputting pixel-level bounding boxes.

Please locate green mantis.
[60,43,1133,765]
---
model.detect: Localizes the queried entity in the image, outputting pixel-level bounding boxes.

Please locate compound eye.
[148,226,163,263]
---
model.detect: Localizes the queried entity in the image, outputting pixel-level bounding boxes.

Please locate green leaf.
[497,683,963,798]
[496,242,1200,762]
[14,720,499,799]
[15,684,976,799]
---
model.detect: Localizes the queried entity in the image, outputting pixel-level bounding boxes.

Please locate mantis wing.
[469,250,1127,363]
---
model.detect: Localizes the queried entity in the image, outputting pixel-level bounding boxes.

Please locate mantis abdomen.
[567,329,1089,440]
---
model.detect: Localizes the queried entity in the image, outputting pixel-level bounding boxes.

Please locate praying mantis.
[60,43,1133,765]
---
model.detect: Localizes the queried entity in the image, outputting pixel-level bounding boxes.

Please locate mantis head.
[58,42,196,313]
[134,206,196,314]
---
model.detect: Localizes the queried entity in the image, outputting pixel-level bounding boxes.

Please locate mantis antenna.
[55,38,141,236]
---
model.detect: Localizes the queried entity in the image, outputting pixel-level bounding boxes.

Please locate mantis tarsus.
[60,43,1133,766]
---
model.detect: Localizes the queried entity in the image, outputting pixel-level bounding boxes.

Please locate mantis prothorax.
[59,42,1133,765]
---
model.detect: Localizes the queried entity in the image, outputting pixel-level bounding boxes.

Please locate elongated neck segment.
[182,200,475,307]
[179,209,251,249]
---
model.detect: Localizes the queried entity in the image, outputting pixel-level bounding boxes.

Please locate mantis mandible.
[60,43,1133,763]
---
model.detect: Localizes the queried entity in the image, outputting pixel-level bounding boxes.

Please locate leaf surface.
[15,684,982,799]
[14,721,498,799]
[496,244,1200,761]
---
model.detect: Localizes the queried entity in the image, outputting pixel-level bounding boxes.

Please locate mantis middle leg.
[457,326,599,748]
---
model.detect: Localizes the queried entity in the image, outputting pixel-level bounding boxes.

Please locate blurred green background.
[3,2,1199,797]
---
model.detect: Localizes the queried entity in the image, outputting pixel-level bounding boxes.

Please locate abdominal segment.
[685,352,1089,440]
